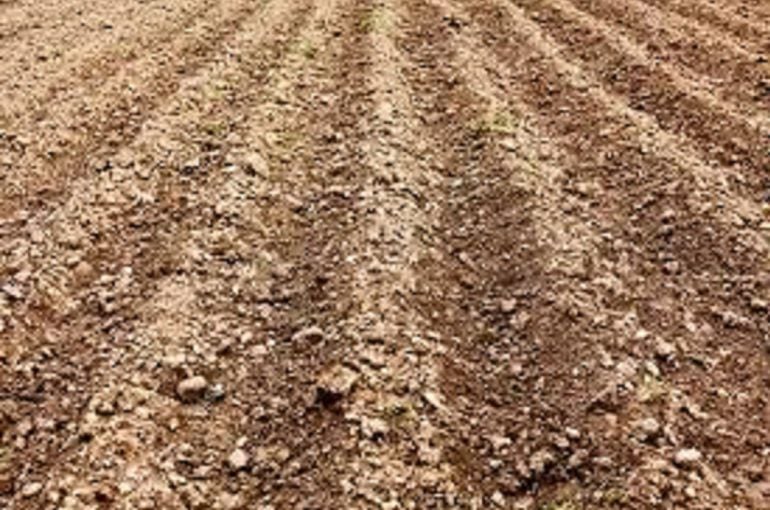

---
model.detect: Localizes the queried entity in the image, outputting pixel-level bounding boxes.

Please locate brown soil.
[0,0,768,508]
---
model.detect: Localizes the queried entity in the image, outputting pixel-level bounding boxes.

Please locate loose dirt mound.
[0,0,768,508]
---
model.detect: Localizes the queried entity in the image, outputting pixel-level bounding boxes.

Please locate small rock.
[181,157,201,173]
[644,360,661,378]
[674,448,702,468]
[360,417,389,440]
[747,481,770,508]
[17,418,34,436]
[95,399,116,416]
[565,427,581,440]
[616,359,637,379]
[633,417,661,442]
[491,491,505,507]
[529,449,555,476]
[588,383,618,412]
[207,383,226,402]
[743,462,765,482]
[499,298,517,314]
[568,449,589,469]
[359,347,386,369]
[316,365,358,405]
[177,376,209,403]
[634,328,651,341]
[227,448,249,471]
[241,152,268,176]
[750,298,768,312]
[655,339,677,359]
[22,482,43,498]
[220,492,244,509]
[662,260,681,275]
[1,284,23,300]
[599,349,613,369]
[719,310,750,328]
[513,496,535,510]
[661,209,676,223]
[593,456,614,468]
[292,326,325,343]
[422,390,445,411]
[488,434,512,452]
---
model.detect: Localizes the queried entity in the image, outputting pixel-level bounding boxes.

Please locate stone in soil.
[228,448,249,472]
[177,376,209,403]
[674,448,703,468]
[315,365,358,405]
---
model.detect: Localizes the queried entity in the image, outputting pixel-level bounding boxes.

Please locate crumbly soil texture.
[0,0,769,508]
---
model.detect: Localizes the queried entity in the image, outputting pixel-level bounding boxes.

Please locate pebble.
[644,360,661,378]
[208,383,226,402]
[488,434,512,452]
[228,448,249,471]
[422,390,445,411]
[750,298,768,312]
[181,157,201,172]
[1,284,23,300]
[565,427,581,440]
[361,417,389,440]
[568,449,589,469]
[499,298,517,314]
[491,491,505,507]
[315,365,358,405]
[633,417,661,442]
[674,448,702,468]
[177,376,209,403]
[661,209,676,223]
[220,492,244,509]
[529,449,555,476]
[720,310,749,328]
[655,339,677,359]
[241,152,268,176]
[22,482,43,498]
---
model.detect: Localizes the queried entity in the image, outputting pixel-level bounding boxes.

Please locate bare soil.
[0,0,768,508]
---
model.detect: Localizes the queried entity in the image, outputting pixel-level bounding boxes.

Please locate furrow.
[642,0,770,44]
[432,0,770,505]
[473,0,769,228]
[0,0,315,504]
[0,0,176,55]
[168,0,372,505]
[566,0,770,113]
[334,0,459,505]
[51,0,388,506]
[508,0,769,187]
[394,0,573,505]
[0,0,259,218]
[0,0,206,104]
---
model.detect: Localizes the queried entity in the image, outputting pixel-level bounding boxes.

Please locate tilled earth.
[0,0,768,508]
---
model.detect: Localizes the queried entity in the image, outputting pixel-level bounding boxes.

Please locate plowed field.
[1,0,769,508]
